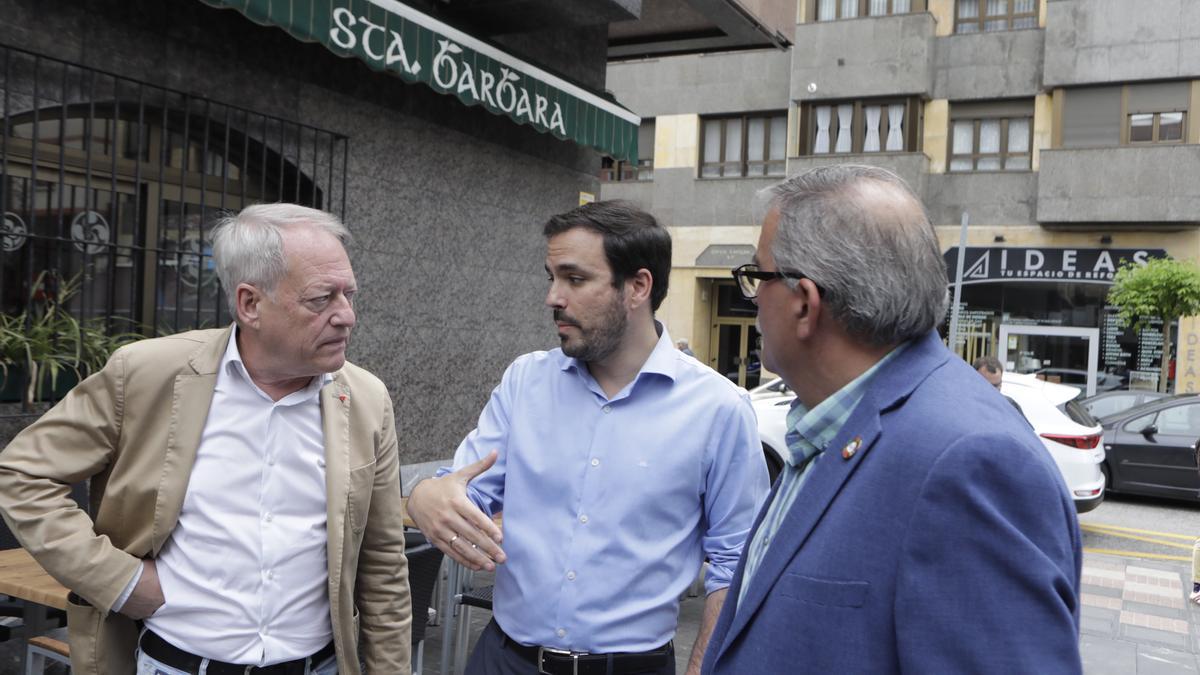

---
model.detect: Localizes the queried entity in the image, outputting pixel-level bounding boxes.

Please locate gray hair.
[763,165,948,347]
[211,203,352,316]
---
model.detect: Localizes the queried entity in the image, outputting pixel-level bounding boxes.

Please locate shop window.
[811,0,923,20]
[600,120,654,182]
[0,44,348,343]
[949,101,1033,171]
[700,113,787,178]
[955,0,1038,34]
[800,98,920,155]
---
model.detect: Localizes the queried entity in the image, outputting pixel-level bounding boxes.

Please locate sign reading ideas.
[200,0,641,161]
[943,247,1167,285]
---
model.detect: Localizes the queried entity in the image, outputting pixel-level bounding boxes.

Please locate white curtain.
[864,105,882,152]
[950,120,973,171]
[957,0,979,18]
[702,120,722,176]
[814,106,831,154]
[978,119,1001,170]
[835,104,853,153]
[869,0,888,15]
[1005,118,1031,170]
[842,0,859,18]
[986,0,1008,17]
[895,0,912,11]
[818,0,836,21]
[885,104,904,151]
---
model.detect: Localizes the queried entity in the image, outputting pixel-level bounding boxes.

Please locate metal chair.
[24,635,70,674]
[451,581,494,673]
[406,541,444,674]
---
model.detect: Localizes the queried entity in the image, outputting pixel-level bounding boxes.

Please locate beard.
[555,292,628,363]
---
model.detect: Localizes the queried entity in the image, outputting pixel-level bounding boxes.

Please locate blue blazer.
[703,332,1082,674]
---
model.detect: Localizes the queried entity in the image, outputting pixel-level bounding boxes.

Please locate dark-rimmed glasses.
[731,263,824,301]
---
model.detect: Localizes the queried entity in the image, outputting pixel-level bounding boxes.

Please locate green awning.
[200,0,640,162]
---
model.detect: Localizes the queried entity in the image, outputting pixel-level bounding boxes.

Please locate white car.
[1002,372,1105,513]
[752,373,1105,513]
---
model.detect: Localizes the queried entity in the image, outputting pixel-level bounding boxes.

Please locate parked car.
[752,395,791,484]
[1032,368,1126,394]
[1002,373,1105,513]
[1098,394,1200,502]
[1081,389,1168,420]
[748,377,791,402]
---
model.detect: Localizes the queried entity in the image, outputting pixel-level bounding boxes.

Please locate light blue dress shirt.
[441,325,768,653]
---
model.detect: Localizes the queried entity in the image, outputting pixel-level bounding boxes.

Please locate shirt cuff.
[111,562,144,613]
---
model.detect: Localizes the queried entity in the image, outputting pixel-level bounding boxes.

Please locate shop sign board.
[943,247,1167,285]
[200,0,641,162]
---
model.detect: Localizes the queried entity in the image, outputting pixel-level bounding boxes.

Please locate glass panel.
[1013,0,1035,12]
[818,0,837,20]
[869,0,889,15]
[885,103,905,151]
[747,118,766,162]
[1004,155,1031,171]
[1129,113,1154,142]
[863,105,882,153]
[1155,404,1200,436]
[716,324,742,385]
[841,0,859,18]
[157,200,221,333]
[952,120,974,154]
[985,0,1008,17]
[1012,16,1037,29]
[1159,112,1184,141]
[835,104,853,153]
[977,157,1002,171]
[949,158,974,172]
[1125,412,1157,434]
[769,116,787,160]
[703,119,722,175]
[894,0,912,11]
[957,21,980,33]
[814,106,832,154]
[979,119,1001,154]
[1007,118,1031,153]
[984,18,1009,31]
[724,118,743,166]
[957,0,980,19]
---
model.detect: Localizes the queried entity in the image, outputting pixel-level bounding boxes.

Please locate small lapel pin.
[841,436,862,460]
[338,394,348,403]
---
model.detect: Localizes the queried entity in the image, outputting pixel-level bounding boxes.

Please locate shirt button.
[566,571,576,581]
[590,458,600,467]
[602,405,611,413]
[579,514,588,524]
[556,628,566,638]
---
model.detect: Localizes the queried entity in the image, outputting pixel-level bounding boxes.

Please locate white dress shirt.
[131,328,334,665]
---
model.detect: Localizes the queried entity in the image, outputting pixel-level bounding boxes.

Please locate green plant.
[0,272,141,410]
[1107,258,1200,393]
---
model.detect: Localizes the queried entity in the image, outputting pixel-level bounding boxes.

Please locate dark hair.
[972,355,1003,373]
[543,200,672,311]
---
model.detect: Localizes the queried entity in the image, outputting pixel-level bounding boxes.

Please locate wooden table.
[0,548,69,671]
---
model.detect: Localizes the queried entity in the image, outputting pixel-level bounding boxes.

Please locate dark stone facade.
[0,0,609,463]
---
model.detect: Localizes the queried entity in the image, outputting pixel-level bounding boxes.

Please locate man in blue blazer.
[707,165,1082,674]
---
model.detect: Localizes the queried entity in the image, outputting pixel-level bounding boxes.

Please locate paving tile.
[1127,581,1188,600]
[1084,593,1125,611]
[1121,610,1191,635]
[1123,625,1193,650]
[1130,566,1185,581]
[1124,601,1191,621]
[1085,567,1129,582]
[1079,635,1136,675]
[1085,585,1126,599]
[1136,645,1200,674]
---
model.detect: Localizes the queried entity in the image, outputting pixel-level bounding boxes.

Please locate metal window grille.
[0,43,349,402]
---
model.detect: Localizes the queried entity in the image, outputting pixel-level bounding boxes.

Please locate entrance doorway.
[999,325,1100,396]
[710,281,761,389]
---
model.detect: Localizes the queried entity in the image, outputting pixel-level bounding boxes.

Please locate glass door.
[999,325,1100,396]
[710,281,762,388]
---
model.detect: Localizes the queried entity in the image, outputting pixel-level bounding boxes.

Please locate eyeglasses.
[731,263,824,301]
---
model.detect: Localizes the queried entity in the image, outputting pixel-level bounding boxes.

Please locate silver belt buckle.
[537,646,581,675]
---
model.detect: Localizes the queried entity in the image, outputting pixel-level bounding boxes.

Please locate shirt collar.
[782,341,909,466]
[222,324,333,402]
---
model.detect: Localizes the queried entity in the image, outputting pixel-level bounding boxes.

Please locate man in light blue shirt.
[407,201,768,675]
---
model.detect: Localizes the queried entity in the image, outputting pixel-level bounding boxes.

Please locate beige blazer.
[0,327,411,674]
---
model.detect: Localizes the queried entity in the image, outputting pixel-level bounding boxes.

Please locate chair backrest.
[405,543,444,644]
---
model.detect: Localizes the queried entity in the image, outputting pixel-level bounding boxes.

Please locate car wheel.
[762,444,783,485]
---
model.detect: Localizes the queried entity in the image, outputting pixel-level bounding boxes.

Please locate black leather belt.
[139,629,335,675]
[499,626,673,675]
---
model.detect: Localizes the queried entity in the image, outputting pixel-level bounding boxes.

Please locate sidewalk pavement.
[1080,553,1200,674]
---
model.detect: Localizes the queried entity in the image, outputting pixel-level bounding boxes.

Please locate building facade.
[604,0,1200,395]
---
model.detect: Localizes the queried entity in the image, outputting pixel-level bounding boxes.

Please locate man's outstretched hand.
[406,450,506,571]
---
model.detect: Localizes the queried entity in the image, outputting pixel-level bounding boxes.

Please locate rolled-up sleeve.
[701,395,769,593]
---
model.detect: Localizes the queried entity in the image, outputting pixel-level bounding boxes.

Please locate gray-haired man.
[0,204,411,674]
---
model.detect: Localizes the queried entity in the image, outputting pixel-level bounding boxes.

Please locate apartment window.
[1061,82,1190,148]
[600,120,654,182]
[813,0,921,20]
[1128,112,1185,144]
[801,99,921,155]
[949,101,1032,171]
[700,113,787,178]
[955,0,1038,33]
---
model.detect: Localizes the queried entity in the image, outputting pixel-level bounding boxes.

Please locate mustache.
[553,310,580,328]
